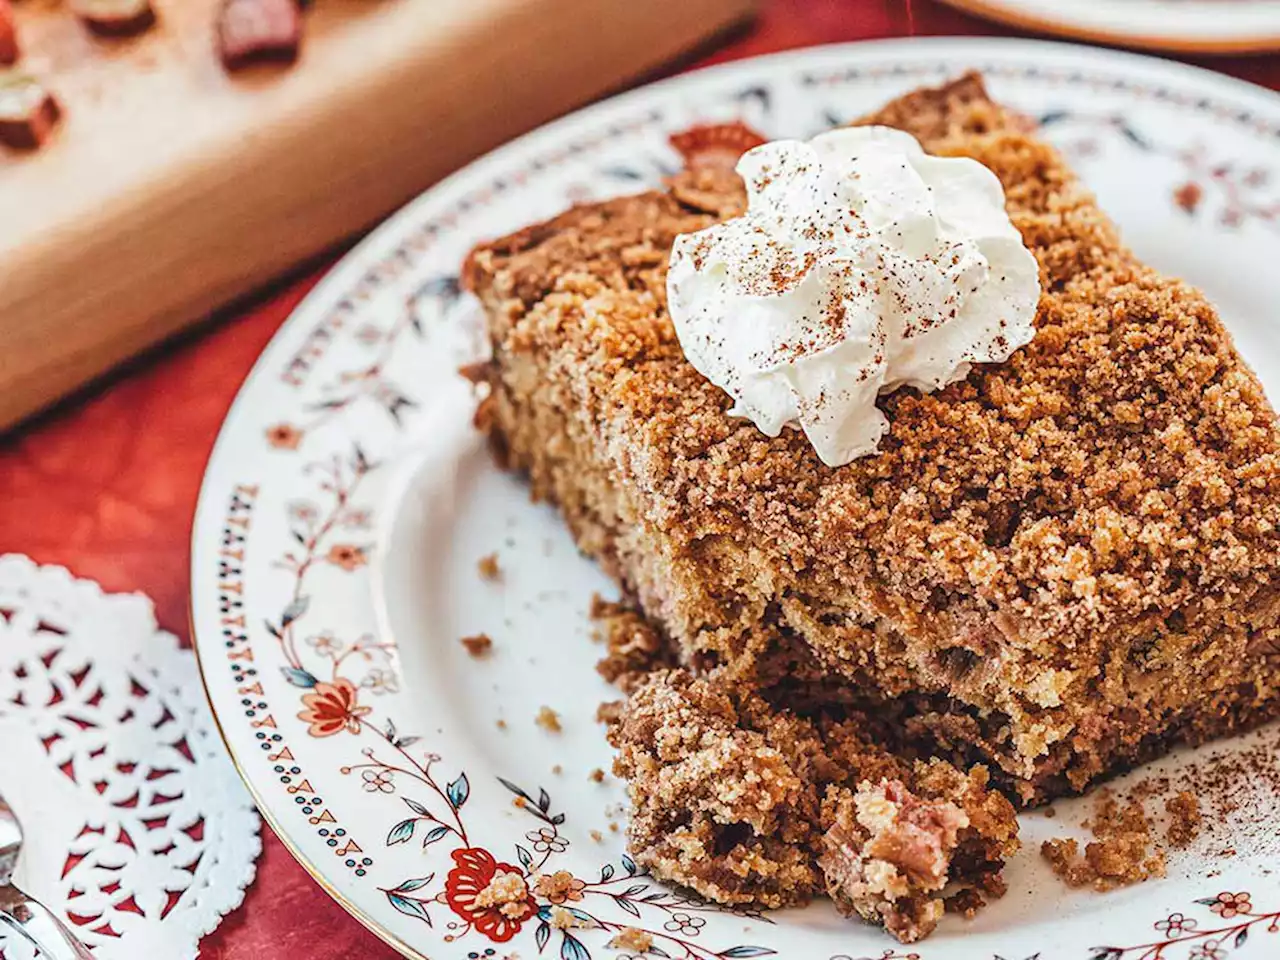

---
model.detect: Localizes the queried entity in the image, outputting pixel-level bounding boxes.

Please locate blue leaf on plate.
[599,863,614,882]
[1235,929,1249,948]
[447,773,470,809]
[612,896,639,918]
[281,596,309,627]
[621,854,637,875]
[280,666,319,688]
[719,947,776,958]
[403,797,429,817]
[560,932,590,960]
[387,893,431,925]
[516,845,533,870]
[422,825,450,847]
[535,920,550,954]
[386,819,416,846]
[392,875,434,893]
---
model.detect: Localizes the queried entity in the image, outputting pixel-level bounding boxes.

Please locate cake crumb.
[477,553,502,581]
[552,764,563,775]
[460,634,493,658]
[496,718,507,730]
[588,768,605,783]
[548,904,589,930]
[533,870,584,903]
[590,829,604,843]
[1041,792,1166,890]
[592,596,673,691]
[1043,806,1056,819]
[596,700,624,725]
[472,870,533,918]
[536,706,562,733]
[944,887,987,917]
[513,796,527,809]
[1165,791,1202,848]
[608,927,654,952]
[609,822,619,833]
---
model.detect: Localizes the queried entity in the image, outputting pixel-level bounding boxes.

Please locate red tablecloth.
[2,2,1278,956]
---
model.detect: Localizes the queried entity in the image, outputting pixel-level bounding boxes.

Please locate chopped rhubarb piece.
[70,0,156,35]
[216,0,301,70]
[668,120,767,171]
[0,0,18,66]
[0,72,60,149]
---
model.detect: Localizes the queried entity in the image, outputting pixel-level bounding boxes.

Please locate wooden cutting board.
[0,0,755,430]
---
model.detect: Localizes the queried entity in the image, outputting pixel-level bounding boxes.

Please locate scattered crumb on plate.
[609,927,654,952]
[533,870,583,903]
[1165,791,1202,848]
[477,553,501,581]
[1041,791,1166,890]
[549,904,590,930]
[536,706,562,733]
[588,768,605,783]
[460,634,493,658]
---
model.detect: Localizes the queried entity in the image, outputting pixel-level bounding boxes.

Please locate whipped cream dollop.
[666,126,1041,466]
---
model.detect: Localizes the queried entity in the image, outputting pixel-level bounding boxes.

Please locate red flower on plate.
[265,422,304,450]
[444,847,537,942]
[1173,181,1203,214]
[297,678,371,736]
[1208,891,1252,919]
[326,544,367,571]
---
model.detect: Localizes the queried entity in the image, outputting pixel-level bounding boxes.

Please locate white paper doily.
[0,555,261,959]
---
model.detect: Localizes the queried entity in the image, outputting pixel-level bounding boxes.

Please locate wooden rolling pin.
[0,0,755,430]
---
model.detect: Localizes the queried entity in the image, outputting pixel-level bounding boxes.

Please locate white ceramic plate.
[192,38,1280,960]
[935,0,1280,54]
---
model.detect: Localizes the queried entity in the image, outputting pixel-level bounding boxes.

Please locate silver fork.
[0,792,94,959]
